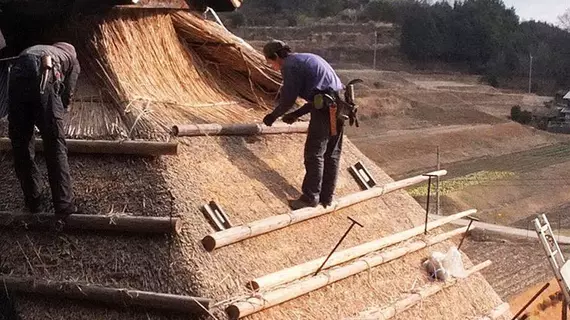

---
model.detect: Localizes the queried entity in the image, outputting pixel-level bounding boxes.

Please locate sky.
[502,0,568,25]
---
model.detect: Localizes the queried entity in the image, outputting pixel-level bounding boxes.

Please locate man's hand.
[282,113,298,125]
[263,114,277,127]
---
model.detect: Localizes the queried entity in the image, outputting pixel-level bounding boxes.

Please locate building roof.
[0,9,508,320]
[564,91,570,100]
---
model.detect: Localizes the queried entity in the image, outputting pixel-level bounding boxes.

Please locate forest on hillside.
[227,0,570,93]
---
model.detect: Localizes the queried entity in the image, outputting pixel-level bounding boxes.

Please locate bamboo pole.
[0,138,178,156]
[354,260,492,319]
[226,226,469,319]
[202,170,448,252]
[0,212,181,234]
[171,122,309,137]
[0,276,210,313]
[248,209,476,291]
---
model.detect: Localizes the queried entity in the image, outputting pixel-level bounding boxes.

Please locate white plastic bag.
[423,246,467,281]
[444,246,467,278]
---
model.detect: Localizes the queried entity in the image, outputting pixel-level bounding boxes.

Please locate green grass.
[407,171,516,196]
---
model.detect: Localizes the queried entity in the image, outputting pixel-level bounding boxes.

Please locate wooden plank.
[202,170,448,252]
[0,212,181,234]
[429,214,570,244]
[172,122,308,137]
[249,210,475,291]
[353,261,493,319]
[0,138,178,156]
[226,227,469,319]
[1,276,210,313]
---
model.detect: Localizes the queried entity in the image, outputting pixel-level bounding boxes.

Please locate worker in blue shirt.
[262,40,344,210]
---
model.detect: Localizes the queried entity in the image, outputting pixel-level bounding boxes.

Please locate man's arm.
[62,59,80,109]
[270,64,301,119]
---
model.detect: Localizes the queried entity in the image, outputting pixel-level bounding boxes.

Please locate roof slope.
[0,9,507,320]
[0,136,508,320]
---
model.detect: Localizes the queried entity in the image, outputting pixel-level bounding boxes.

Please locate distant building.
[546,90,570,133]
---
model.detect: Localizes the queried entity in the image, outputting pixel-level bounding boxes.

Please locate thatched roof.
[0,9,508,320]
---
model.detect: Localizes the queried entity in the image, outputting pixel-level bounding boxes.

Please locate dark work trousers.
[7,55,73,214]
[301,107,344,205]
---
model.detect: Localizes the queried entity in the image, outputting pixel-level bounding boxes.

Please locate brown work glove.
[263,113,277,127]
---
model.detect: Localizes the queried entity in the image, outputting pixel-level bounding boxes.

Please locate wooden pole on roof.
[352,260,493,320]
[0,212,182,234]
[226,227,471,319]
[202,170,448,252]
[248,209,476,291]
[0,276,210,314]
[0,138,178,156]
[171,122,308,137]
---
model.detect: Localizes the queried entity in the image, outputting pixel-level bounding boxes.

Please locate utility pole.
[436,146,440,215]
[528,53,533,94]
[373,31,378,70]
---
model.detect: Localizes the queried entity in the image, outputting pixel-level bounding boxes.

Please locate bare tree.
[559,8,570,31]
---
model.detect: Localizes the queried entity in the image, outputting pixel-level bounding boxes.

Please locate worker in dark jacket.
[8,42,80,217]
[262,40,344,210]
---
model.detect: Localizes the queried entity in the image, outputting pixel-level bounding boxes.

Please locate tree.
[559,8,570,32]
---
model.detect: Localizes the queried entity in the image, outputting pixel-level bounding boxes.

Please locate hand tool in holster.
[314,92,339,136]
[39,55,53,94]
[343,78,364,127]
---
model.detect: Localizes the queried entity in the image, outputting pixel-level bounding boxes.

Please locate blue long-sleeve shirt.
[270,53,343,118]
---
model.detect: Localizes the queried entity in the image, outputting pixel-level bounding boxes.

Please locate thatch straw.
[1,9,279,140]
[172,11,281,106]
[60,9,274,141]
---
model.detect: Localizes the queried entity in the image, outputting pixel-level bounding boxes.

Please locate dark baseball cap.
[263,40,288,59]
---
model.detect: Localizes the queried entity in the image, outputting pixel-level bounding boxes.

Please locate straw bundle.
[172,11,282,106]
[83,10,263,139]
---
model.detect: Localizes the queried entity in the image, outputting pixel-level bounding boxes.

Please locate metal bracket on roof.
[202,201,232,231]
[349,161,377,190]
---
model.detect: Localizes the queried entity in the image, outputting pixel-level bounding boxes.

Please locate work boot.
[320,198,335,208]
[288,197,318,210]
[55,205,79,220]
[25,197,43,214]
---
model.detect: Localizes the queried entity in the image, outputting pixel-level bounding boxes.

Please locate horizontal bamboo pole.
[248,209,476,290]
[0,212,181,234]
[226,226,468,319]
[202,170,448,251]
[171,122,308,137]
[0,138,178,156]
[0,276,210,313]
[355,260,492,319]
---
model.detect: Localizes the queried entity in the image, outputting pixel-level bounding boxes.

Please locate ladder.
[534,214,570,319]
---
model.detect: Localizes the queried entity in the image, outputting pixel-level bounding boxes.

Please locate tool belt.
[39,55,64,95]
[313,79,363,136]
